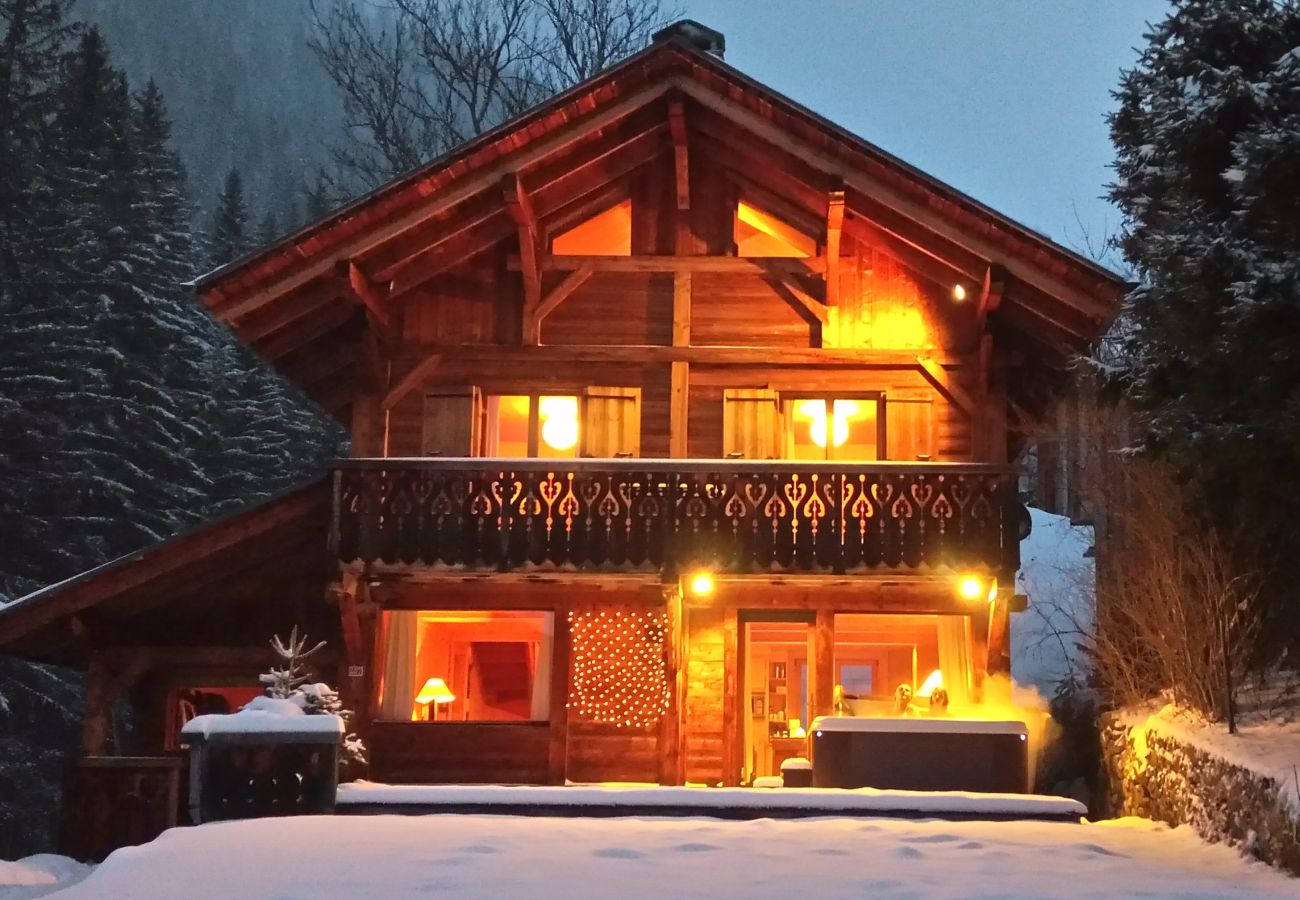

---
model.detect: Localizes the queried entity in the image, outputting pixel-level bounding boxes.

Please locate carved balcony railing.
[330,459,1024,576]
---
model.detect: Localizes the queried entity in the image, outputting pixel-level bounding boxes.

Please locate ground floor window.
[378,610,555,722]
[832,613,971,714]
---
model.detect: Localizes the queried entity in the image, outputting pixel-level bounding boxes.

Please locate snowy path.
[27,813,1297,899]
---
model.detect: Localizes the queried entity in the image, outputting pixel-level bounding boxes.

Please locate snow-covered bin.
[780,756,813,788]
[180,697,343,823]
[810,716,1029,793]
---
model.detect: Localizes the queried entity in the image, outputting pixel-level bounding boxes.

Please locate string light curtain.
[567,609,670,728]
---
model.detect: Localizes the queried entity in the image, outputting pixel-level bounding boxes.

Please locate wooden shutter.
[581,386,641,457]
[885,392,935,461]
[421,386,482,456]
[723,389,780,459]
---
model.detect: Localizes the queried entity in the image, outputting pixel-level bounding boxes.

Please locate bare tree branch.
[309,0,676,192]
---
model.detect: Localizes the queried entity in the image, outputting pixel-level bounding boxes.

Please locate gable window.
[734,201,816,258]
[785,396,881,461]
[552,199,632,256]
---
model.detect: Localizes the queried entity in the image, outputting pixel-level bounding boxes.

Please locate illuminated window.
[484,394,580,458]
[552,199,631,256]
[784,397,880,461]
[378,610,555,723]
[735,201,816,257]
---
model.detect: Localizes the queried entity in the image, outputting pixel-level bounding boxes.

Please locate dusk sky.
[685,0,1171,271]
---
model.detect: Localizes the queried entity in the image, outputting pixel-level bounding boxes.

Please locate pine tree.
[257,209,280,246]
[207,168,249,268]
[1109,0,1300,660]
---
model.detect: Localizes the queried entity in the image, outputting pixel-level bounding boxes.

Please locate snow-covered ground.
[1014,507,1095,695]
[14,813,1297,899]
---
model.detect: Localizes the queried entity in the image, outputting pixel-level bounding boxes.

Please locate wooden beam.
[509,254,826,275]
[503,173,542,320]
[526,264,595,344]
[978,333,994,396]
[669,75,1117,321]
[670,360,689,457]
[388,217,516,298]
[916,354,977,415]
[977,264,1007,322]
[400,343,972,368]
[812,607,834,721]
[768,275,828,325]
[825,190,844,307]
[208,81,673,322]
[844,213,971,293]
[383,351,442,410]
[669,100,690,211]
[672,271,691,347]
[342,260,392,334]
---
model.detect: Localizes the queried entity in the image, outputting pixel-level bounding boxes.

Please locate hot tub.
[810,716,1029,793]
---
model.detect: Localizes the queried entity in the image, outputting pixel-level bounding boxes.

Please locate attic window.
[552,199,631,256]
[735,201,815,258]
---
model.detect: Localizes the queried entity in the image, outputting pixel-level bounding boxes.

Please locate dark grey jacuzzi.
[810,716,1029,793]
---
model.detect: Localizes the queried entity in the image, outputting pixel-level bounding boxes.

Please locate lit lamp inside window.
[539,395,579,454]
[415,677,456,721]
[790,398,877,460]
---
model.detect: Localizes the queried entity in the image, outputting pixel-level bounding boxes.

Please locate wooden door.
[421,386,483,456]
[581,386,641,457]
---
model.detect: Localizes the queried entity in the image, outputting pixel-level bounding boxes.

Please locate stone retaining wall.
[1101,716,1300,876]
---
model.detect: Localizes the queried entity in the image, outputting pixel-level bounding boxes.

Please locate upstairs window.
[786,397,881,461]
[734,201,815,258]
[552,199,632,256]
[485,394,581,459]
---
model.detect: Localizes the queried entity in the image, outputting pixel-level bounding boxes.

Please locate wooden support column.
[81,651,151,755]
[987,594,1012,678]
[659,582,685,785]
[824,190,845,308]
[670,270,691,457]
[721,606,739,786]
[351,330,388,457]
[811,608,835,722]
[547,605,572,785]
[970,604,992,704]
[975,264,1006,329]
[669,100,690,211]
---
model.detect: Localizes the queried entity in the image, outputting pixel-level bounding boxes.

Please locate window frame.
[777,390,886,462]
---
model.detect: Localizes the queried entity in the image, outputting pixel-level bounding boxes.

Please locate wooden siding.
[368,722,552,784]
[565,722,659,783]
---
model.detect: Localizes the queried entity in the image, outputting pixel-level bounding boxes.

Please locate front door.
[739,611,815,784]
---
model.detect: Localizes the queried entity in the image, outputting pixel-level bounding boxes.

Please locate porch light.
[415,677,456,721]
[957,574,984,601]
[688,571,715,597]
[952,283,968,302]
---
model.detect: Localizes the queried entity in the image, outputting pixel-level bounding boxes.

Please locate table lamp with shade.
[414,677,456,721]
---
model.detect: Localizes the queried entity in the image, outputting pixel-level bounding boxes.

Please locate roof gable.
[195,27,1125,420]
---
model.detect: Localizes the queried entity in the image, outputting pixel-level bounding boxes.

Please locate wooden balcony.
[330,459,1023,577]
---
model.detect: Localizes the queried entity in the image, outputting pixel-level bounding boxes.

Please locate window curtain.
[381,611,420,721]
[936,616,972,707]
[529,618,555,720]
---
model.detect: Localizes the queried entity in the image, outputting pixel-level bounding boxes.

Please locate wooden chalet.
[0,20,1123,814]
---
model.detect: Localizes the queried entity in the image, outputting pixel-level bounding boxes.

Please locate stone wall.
[1101,716,1300,876]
